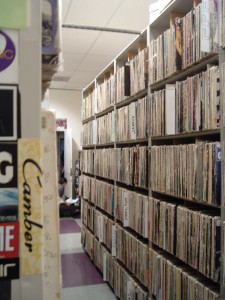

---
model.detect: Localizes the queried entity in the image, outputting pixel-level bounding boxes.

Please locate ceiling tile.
[62,28,100,53]
[64,0,122,27]
[53,69,74,78]
[61,0,72,23]
[77,54,114,72]
[50,81,66,89]
[62,52,85,72]
[65,70,98,90]
[64,82,83,90]
[89,32,136,56]
[52,0,157,91]
[106,0,151,31]
[69,70,98,84]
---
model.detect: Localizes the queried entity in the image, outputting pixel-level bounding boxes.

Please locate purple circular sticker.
[0,30,16,72]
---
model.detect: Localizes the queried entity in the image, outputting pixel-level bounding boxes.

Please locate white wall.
[48,89,82,194]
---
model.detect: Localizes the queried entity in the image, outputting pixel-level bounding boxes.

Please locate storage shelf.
[96,142,115,148]
[150,0,193,30]
[152,190,221,209]
[82,144,95,149]
[116,138,148,146]
[150,53,218,91]
[151,243,220,286]
[116,180,148,192]
[95,105,114,118]
[80,1,224,298]
[82,115,95,124]
[151,129,220,141]
[116,88,148,109]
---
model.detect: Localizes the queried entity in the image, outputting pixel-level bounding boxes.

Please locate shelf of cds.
[79,0,225,299]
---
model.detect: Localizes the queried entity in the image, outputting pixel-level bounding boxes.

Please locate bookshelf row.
[81,225,148,300]
[82,62,222,147]
[81,223,220,300]
[80,0,225,299]
[81,140,221,207]
[149,3,218,85]
[81,1,224,124]
[82,46,148,121]
[81,146,148,188]
[80,175,220,284]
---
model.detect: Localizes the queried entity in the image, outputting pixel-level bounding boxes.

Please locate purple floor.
[60,219,81,234]
[61,252,104,288]
[61,218,104,288]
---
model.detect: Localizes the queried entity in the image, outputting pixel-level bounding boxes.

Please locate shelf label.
[103,252,106,281]
[201,0,210,52]
[127,280,135,300]
[144,197,148,238]
[123,191,129,227]
[98,215,103,242]
[129,102,136,140]
[112,111,116,142]
[112,225,116,257]
[93,119,97,145]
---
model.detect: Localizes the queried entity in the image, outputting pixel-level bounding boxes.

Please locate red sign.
[0,222,19,258]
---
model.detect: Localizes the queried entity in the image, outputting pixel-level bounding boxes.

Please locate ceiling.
[50,0,156,91]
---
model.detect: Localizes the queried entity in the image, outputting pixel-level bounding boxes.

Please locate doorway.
[56,128,72,198]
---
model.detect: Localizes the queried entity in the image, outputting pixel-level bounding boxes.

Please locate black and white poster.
[0,86,18,141]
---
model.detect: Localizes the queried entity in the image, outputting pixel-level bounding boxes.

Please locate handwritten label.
[41,110,61,299]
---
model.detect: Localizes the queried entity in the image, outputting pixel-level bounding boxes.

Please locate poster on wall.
[56,118,67,130]
[18,139,43,276]
[0,222,19,280]
[0,0,29,29]
[0,188,18,222]
[0,258,19,280]
[42,0,61,56]
[0,143,19,280]
[0,143,17,188]
[0,30,18,84]
[0,85,18,141]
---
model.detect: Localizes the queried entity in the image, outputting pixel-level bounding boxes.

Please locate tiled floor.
[60,217,116,300]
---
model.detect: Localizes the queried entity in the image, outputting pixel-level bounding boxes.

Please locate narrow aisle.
[60,217,116,300]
